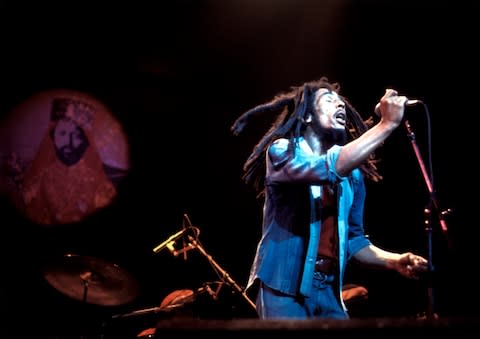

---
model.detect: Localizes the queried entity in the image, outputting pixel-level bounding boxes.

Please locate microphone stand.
[404,119,449,320]
[187,236,257,312]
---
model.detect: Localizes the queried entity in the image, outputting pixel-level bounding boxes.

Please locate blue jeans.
[256,272,348,319]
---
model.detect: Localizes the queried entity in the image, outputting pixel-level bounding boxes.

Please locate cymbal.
[43,253,140,306]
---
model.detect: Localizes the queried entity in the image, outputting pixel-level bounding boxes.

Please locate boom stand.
[404,119,449,320]
[187,236,257,312]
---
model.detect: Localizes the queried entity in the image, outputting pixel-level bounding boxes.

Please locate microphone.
[405,99,422,106]
[152,228,188,254]
[375,98,423,116]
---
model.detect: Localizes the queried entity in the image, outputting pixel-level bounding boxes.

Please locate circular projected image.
[0,89,130,226]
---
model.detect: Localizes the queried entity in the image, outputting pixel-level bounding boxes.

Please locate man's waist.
[315,256,337,275]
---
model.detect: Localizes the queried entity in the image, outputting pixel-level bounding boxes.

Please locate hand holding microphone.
[374,89,422,125]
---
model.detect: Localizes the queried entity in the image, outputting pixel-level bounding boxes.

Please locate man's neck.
[304,127,334,155]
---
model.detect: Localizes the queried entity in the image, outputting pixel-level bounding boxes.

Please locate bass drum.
[135,289,196,338]
[136,327,156,338]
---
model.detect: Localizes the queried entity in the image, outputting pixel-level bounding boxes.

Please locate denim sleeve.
[347,169,371,258]
[267,139,346,184]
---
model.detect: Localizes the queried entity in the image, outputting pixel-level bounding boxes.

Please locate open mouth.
[335,111,346,125]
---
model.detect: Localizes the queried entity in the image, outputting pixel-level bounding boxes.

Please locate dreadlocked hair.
[231,76,382,197]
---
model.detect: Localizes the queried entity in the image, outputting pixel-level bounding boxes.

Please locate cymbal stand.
[186,235,257,312]
[76,272,95,338]
[79,272,91,304]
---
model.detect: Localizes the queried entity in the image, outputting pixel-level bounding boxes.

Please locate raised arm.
[335,88,408,177]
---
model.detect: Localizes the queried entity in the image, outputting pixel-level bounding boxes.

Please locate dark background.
[0,0,478,336]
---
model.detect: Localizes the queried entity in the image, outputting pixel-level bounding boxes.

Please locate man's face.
[310,88,348,145]
[52,119,89,166]
[313,88,346,130]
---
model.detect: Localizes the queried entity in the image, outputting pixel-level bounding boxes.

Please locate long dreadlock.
[231,76,382,197]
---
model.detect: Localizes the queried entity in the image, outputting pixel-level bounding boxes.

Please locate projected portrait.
[0,89,130,226]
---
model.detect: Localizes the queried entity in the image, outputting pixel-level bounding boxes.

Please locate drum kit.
[40,218,369,338]
[41,253,229,338]
[41,254,368,339]
[40,216,257,338]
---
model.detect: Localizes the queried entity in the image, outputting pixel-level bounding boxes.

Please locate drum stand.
[185,235,256,311]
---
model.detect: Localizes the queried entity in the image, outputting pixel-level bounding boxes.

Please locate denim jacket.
[246,136,371,305]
